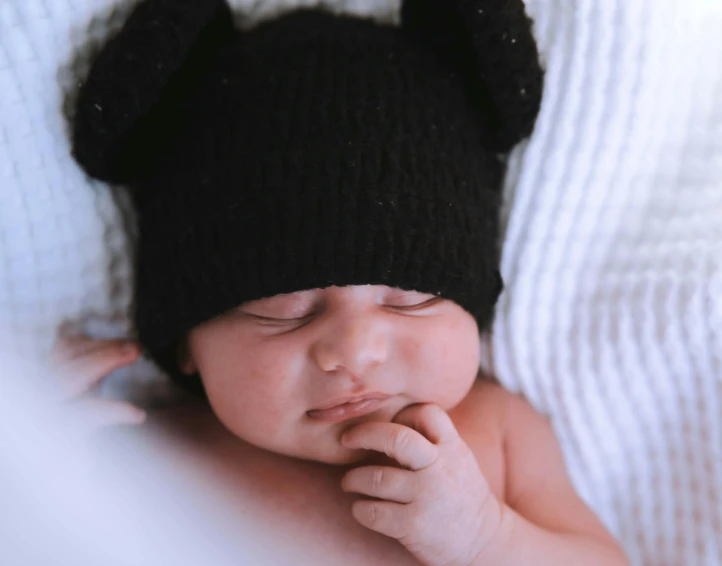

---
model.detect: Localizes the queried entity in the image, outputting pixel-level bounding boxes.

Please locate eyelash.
[247,313,314,325]
[387,297,441,311]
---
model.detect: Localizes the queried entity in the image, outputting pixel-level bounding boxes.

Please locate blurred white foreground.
[0,348,295,566]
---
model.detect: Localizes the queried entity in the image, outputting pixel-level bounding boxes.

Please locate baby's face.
[182,285,481,464]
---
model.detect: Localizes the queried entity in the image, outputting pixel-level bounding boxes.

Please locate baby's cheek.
[414,317,479,408]
[212,359,299,444]
[209,387,287,448]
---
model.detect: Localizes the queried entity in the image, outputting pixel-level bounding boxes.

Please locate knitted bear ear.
[401,0,543,152]
[71,0,237,184]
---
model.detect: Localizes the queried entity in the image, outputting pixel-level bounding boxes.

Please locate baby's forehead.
[246,285,432,302]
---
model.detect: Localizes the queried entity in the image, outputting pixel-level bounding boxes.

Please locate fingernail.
[122,343,139,356]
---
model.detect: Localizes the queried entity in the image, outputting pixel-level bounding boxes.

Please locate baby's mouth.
[306,394,390,423]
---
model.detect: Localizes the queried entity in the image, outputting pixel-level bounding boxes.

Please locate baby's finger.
[73,398,146,429]
[351,499,410,540]
[392,403,459,445]
[59,343,139,398]
[342,465,417,503]
[52,334,93,362]
[53,336,135,362]
[341,422,438,470]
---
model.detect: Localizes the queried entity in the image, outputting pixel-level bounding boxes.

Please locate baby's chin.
[293,447,374,466]
[297,447,399,467]
[263,438,381,466]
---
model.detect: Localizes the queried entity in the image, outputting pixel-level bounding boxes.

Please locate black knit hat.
[70,0,543,393]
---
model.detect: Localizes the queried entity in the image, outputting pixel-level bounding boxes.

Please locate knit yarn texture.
[70,0,542,384]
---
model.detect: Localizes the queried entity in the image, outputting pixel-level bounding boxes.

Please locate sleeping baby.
[59,0,629,564]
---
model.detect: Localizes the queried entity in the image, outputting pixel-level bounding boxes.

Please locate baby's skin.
[55,285,628,566]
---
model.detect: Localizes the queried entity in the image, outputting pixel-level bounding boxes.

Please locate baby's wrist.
[467,502,519,566]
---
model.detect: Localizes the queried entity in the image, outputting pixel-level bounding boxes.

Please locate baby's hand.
[51,335,146,431]
[340,404,502,566]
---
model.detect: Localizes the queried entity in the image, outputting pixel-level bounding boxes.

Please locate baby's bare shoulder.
[450,379,527,433]
[457,380,556,470]
[448,379,527,500]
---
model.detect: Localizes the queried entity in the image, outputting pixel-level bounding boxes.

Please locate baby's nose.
[311,315,389,379]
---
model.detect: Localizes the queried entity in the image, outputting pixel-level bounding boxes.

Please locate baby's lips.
[308,398,387,423]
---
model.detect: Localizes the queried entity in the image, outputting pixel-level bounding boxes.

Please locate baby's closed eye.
[383,290,441,310]
[240,291,317,321]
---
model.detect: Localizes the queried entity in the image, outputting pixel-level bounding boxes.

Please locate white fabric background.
[494,1,722,564]
[1,0,720,564]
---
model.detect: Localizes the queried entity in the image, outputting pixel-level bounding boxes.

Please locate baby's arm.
[478,393,628,566]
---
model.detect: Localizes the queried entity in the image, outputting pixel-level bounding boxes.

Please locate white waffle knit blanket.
[493,1,722,564]
[0,1,720,564]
